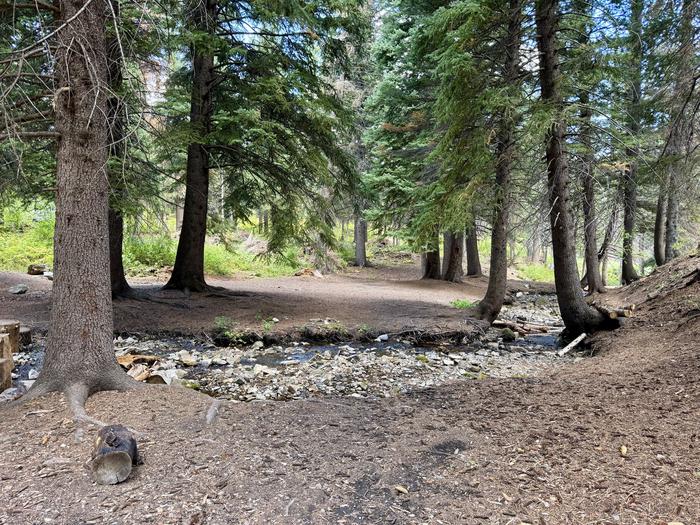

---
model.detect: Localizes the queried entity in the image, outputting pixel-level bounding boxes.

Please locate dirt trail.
[0,262,544,338]
[0,258,698,524]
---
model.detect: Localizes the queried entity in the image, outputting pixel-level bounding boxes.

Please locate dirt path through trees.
[1,263,543,338]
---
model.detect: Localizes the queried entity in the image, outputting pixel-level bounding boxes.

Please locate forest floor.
[0,256,546,340]
[0,256,699,524]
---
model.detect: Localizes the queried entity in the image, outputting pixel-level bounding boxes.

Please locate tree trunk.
[664,168,680,261]
[166,0,216,292]
[574,0,604,294]
[478,0,521,322]
[654,182,667,266]
[535,0,606,335]
[29,0,131,402]
[105,0,132,298]
[421,250,441,279]
[663,0,694,263]
[466,224,482,276]
[443,232,464,282]
[621,0,643,285]
[442,232,453,278]
[109,209,131,298]
[354,216,367,267]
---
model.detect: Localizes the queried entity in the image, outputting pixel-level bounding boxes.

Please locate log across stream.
[4,293,584,403]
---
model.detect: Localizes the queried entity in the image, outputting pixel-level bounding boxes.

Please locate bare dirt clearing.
[0,258,698,524]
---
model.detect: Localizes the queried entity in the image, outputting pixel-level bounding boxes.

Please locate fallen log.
[558,333,587,357]
[492,319,550,335]
[492,319,528,335]
[0,320,20,354]
[591,304,634,319]
[0,334,13,391]
[89,425,139,485]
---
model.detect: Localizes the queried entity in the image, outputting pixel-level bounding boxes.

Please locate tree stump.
[89,425,138,485]
[0,320,20,354]
[0,334,13,391]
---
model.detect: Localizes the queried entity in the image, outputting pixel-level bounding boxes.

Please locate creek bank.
[4,293,580,402]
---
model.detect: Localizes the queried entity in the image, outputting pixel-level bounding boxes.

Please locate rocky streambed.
[6,293,581,403]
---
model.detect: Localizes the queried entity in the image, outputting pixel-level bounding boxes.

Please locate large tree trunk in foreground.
[106,1,132,299]
[443,232,464,282]
[30,0,131,404]
[466,224,482,276]
[478,0,521,322]
[621,0,643,285]
[535,0,605,335]
[166,0,216,292]
[354,216,367,267]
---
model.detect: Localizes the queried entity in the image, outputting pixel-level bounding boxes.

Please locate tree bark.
[30,0,131,401]
[621,0,643,284]
[442,232,453,278]
[535,0,606,335]
[422,230,441,280]
[574,0,604,294]
[663,0,694,263]
[105,0,132,298]
[443,232,464,282]
[478,0,521,322]
[421,250,441,279]
[354,216,367,267]
[109,209,131,298]
[654,182,667,266]
[466,223,482,276]
[166,0,216,292]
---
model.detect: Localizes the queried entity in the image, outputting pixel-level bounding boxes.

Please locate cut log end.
[0,320,20,354]
[89,425,138,485]
[91,451,133,485]
[0,334,13,391]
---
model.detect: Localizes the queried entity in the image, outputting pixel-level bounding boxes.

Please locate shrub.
[451,298,475,309]
[516,263,554,283]
[123,236,176,274]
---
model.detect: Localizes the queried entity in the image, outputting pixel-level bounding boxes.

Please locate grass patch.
[0,218,54,271]
[451,298,476,309]
[124,236,176,275]
[516,263,554,283]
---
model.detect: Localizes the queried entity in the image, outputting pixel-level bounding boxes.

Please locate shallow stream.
[7,292,579,402]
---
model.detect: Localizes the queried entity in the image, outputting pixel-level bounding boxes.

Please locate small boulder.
[8,284,28,295]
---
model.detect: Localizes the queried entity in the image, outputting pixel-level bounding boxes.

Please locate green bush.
[451,298,475,309]
[0,216,54,271]
[123,236,176,274]
[516,263,554,283]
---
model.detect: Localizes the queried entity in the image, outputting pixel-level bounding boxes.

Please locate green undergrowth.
[516,263,554,283]
[451,298,476,309]
[0,217,301,278]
